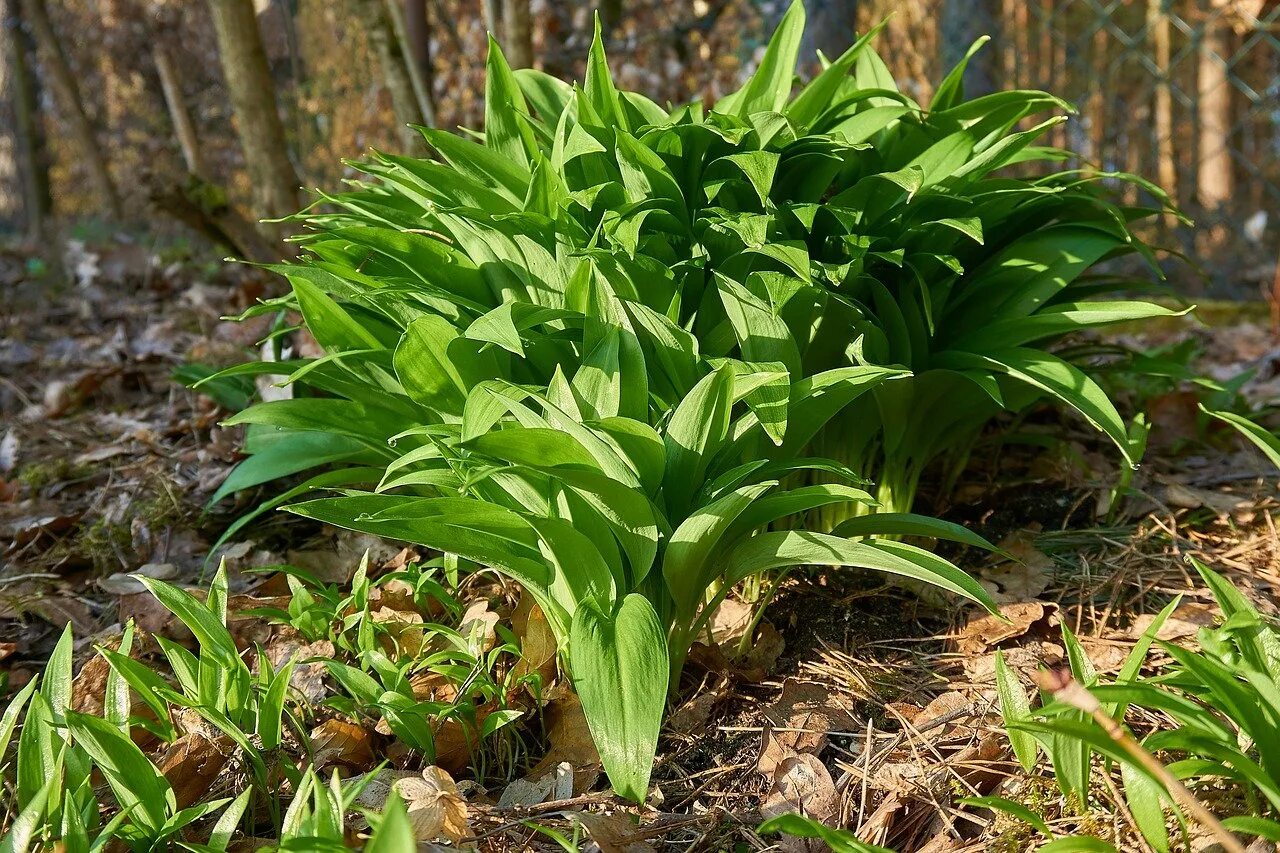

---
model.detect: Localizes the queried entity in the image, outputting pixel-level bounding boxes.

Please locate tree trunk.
[206,0,300,229]
[3,0,50,240]
[599,0,623,39]
[483,0,501,39]
[20,0,122,219]
[384,0,434,128]
[502,0,532,69]
[404,0,432,85]
[152,42,206,179]
[1197,16,1233,213]
[1147,0,1176,216]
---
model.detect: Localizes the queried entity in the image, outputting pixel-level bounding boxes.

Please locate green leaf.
[483,35,536,167]
[42,624,73,716]
[731,0,804,115]
[934,348,1135,464]
[1121,759,1171,852]
[663,365,734,517]
[724,531,995,609]
[995,651,1038,773]
[365,790,415,853]
[395,314,503,415]
[570,595,669,802]
[759,812,893,853]
[832,512,998,551]
[66,711,171,835]
[958,796,1053,838]
[1201,405,1280,469]
[0,678,38,762]
[208,432,368,506]
[664,482,776,620]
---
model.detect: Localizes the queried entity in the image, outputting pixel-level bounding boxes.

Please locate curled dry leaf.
[458,599,499,654]
[576,811,658,853]
[309,718,374,770]
[528,688,601,794]
[979,529,1053,602]
[757,679,852,776]
[1131,601,1218,642]
[954,601,1055,656]
[156,732,237,809]
[709,598,753,649]
[358,767,470,843]
[761,753,840,851]
[370,605,424,657]
[98,561,177,596]
[497,761,574,808]
[512,592,558,691]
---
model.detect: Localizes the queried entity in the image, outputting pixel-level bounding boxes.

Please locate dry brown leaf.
[70,655,111,716]
[497,761,573,808]
[576,811,657,853]
[709,599,753,648]
[979,529,1053,602]
[1161,481,1252,517]
[370,605,424,657]
[741,620,785,676]
[156,733,236,808]
[98,561,176,596]
[529,689,601,794]
[459,599,499,653]
[309,718,374,770]
[667,689,720,737]
[512,592,558,691]
[761,753,839,849]
[954,601,1055,656]
[394,766,470,843]
[757,679,851,776]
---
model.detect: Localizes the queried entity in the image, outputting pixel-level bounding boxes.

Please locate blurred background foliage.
[0,0,1276,295]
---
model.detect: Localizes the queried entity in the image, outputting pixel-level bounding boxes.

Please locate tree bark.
[350,0,427,151]
[1147,0,1176,216]
[599,0,623,39]
[20,0,122,219]
[206,0,300,228]
[1197,16,1233,212]
[152,42,206,179]
[483,0,501,39]
[3,0,50,240]
[502,0,533,69]
[384,0,434,128]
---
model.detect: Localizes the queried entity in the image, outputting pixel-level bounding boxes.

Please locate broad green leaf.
[570,595,668,802]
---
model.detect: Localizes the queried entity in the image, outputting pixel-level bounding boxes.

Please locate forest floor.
[1,240,1279,851]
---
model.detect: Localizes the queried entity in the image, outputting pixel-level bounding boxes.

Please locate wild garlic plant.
[204,1,1185,799]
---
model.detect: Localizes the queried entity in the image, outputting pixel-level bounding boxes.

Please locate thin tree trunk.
[599,0,623,39]
[20,0,121,219]
[1197,16,1233,212]
[351,0,425,151]
[384,0,434,128]
[1147,0,1176,217]
[153,42,206,178]
[404,0,432,87]
[3,0,50,240]
[502,0,532,69]
[206,0,300,229]
[483,0,501,39]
